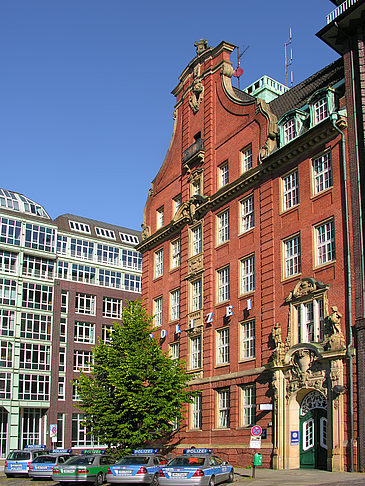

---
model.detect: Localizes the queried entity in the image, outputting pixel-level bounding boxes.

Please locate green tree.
[76,300,194,455]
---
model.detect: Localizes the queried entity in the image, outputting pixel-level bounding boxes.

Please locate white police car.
[4,445,50,477]
[158,449,234,486]
[106,449,168,485]
[28,449,75,479]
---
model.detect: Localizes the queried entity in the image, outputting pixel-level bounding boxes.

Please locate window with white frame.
[99,269,122,288]
[121,249,142,270]
[0,372,11,399]
[20,313,52,341]
[70,238,94,260]
[217,388,230,428]
[219,162,229,188]
[0,250,17,274]
[0,217,21,246]
[0,341,12,367]
[313,152,333,195]
[23,255,55,280]
[25,224,55,252]
[191,393,202,429]
[56,235,68,255]
[240,195,254,233]
[217,209,229,245]
[0,310,15,337]
[282,170,299,211]
[241,146,253,172]
[170,341,180,360]
[95,227,116,239]
[19,343,51,370]
[18,374,50,400]
[71,264,96,284]
[97,244,119,265]
[241,320,255,359]
[58,376,65,400]
[171,238,181,269]
[74,321,95,344]
[241,386,256,426]
[0,278,16,305]
[102,324,114,343]
[296,298,325,343]
[190,334,202,369]
[56,413,65,448]
[316,219,335,266]
[283,234,301,278]
[217,327,230,365]
[0,189,19,210]
[69,221,91,234]
[155,248,164,278]
[57,261,69,279]
[154,297,163,327]
[241,255,255,294]
[59,347,66,372]
[191,225,202,256]
[60,317,67,343]
[22,282,53,311]
[103,297,122,318]
[173,195,182,215]
[170,288,180,321]
[19,408,46,448]
[119,233,139,244]
[71,413,102,447]
[73,350,93,372]
[217,266,230,303]
[75,293,96,315]
[156,207,164,229]
[313,96,328,124]
[191,278,202,311]
[72,381,80,401]
[61,291,68,313]
[283,117,296,144]
[124,274,142,292]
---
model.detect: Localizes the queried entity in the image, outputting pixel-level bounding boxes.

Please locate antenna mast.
[284,28,293,87]
[233,45,249,90]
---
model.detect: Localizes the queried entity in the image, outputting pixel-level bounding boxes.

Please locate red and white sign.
[251,425,262,437]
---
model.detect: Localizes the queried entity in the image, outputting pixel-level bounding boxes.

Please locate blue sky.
[0,0,339,231]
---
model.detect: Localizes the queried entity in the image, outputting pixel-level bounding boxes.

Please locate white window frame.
[0,341,13,367]
[95,227,116,239]
[283,117,296,144]
[217,389,230,429]
[190,334,202,370]
[240,195,254,233]
[0,278,16,306]
[121,249,142,270]
[297,298,325,343]
[154,297,163,327]
[170,288,180,321]
[241,386,256,426]
[19,343,51,370]
[0,309,15,337]
[217,209,230,245]
[170,342,180,360]
[315,219,335,266]
[70,238,94,261]
[73,350,93,372]
[191,225,202,256]
[313,152,333,195]
[20,313,52,341]
[102,297,122,318]
[0,372,12,399]
[241,320,255,359]
[154,248,164,278]
[102,324,114,344]
[18,374,50,401]
[69,221,91,234]
[0,250,17,274]
[0,217,21,246]
[191,278,202,311]
[217,266,230,304]
[313,96,328,125]
[282,170,299,211]
[74,321,95,344]
[241,255,255,295]
[58,376,65,400]
[171,238,181,269]
[241,146,253,173]
[217,327,230,365]
[97,244,119,265]
[219,161,229,188]
[22,282,53,311]
[156,207,164,229]
[283,234,301,278]
[75,293,96,315]
[191,393,202,429]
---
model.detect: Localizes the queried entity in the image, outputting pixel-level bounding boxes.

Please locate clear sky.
[0,0,339,231]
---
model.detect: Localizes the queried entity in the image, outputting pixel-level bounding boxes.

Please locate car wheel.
[151,473,159,486]
[209,475,216,486]
[227,470,234,483]
[94,471,104,485]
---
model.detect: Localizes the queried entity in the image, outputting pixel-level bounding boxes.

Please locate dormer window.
[309,88,335,127]
[156,207,164,229]
[278,110,306,146]
[283,118,296,144]
[313,97,328,124]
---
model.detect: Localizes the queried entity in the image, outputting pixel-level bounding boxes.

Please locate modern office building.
[137,2,365,471]
[0,189,142,456]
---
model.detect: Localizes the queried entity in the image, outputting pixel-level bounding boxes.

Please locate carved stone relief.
[188,254,204,277]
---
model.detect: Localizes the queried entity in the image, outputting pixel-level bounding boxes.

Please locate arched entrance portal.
[300,391,327,469]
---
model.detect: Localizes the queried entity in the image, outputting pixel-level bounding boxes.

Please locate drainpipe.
[331,112,354,471]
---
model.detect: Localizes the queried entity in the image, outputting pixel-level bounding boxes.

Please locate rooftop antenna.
[284,28,293,87]
[233,45,249,90]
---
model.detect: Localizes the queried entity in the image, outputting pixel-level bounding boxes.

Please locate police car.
[4,445,50,477]
[52,449,116,485]
[158,449,234,486]
[106,449,168,485]
[28,449,75,479]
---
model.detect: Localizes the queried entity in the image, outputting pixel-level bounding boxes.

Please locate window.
[283,117,296,144]
[173,195,182,215]
[171,238,181,269]
[69,221,91,234]
[190,334,202,369]
[25,224,55,252]
[191,393,202,429]
[61,291,69,313]
[0,278,16,305]
[97,244,119,265]
[59,347,66,372]
[99,269,122,288]
[58,377,65,400]
[282,170,299,211]
[0,310,15,336]
[102,325,114,343]
[241,255,255,294]
[124,274,142,292]
[191,225,202,256]
[71,413,102,447]
[0,251,17,274]
[0,189,19,211]
[296,298,325,343]
[23,255,55,279]
[119,232,139,244]
[241,146,253,172]
[71,264,96,284]
[60,317,67,343]
[57,261,69,279]
[217,327,230,365]
[0,341,12,367]
[22,282,53,311]
[241,320,255,359]
[217,266,230,304]
[240,195,254,233]
[103,297,122,318]
[73,350,93,372]
[170,342,180,360]
[0,372,11,399]
[313,152,332,195]
[121,249,142,270]
[154,297,163,327]
[313,96,328,124]
[316,219,335,266]
[170,288,180,321]
[283,234,301,278]
[72,381,80,401]
[0,217,21,246]
[217,389,230,428]
[191,278,202,311]
[241,386,256,426]
[18,374,50,401]
[191,178,201,196]
[217,209,229,245]
[20,313,52,341]
[74,322,95,344]
[56,413,65,448]
[56,235,68,255]
[95,227,116,239]
[219,162,229,187]
[70,238,94,260]
[155,248,164,278]
[19,343,50,370]
[75,293,96,315]
[157,207,164,229]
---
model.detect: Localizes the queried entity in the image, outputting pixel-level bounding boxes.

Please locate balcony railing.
[183,138,205,164]
[326,0,358,23]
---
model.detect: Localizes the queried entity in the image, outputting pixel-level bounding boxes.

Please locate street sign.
[250,436,261,449]
[291,431,299,445]
[50,424,57,438]
[251,425,262,436]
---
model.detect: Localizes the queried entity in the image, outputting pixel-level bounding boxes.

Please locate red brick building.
[138,3,364,472]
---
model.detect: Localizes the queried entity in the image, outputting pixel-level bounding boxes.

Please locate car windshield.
[64,456,95,466]
[116,456,149,465]
[168,457,205,467]
[32,456,54,463]
[7,452,31,460]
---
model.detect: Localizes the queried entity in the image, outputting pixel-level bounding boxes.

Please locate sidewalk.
[233,467,365,485]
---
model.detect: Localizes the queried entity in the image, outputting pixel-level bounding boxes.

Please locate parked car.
[28,449,75,479]
[5,445,50,477]
[106,449,168,485]
[158,449,234,486]
[52,449,116,485]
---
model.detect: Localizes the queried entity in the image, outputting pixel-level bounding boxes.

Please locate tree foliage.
[76,300,194,455]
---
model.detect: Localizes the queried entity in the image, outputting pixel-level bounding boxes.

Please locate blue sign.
[290,431,299,445]
[183,448,212,454]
